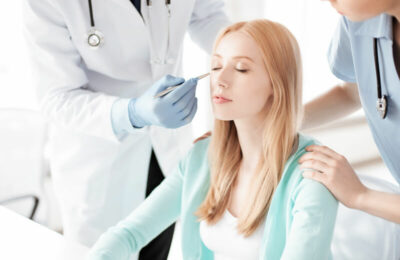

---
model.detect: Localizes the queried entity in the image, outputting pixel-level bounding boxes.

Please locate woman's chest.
[228,169,255,217]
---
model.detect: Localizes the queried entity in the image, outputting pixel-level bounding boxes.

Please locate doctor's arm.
[87,163,184,260]
[302,17,363,131]
[188,0,231,53]
[301,81,361,130]
[23,0,198,141]
[299,145,400,224]
[23,0,121,141]
[281,178,338,260]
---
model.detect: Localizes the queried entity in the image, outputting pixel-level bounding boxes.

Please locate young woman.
[88,19,338,260]
[301,0,400,224]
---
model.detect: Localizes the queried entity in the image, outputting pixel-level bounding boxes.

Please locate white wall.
[0,0,37,110]
[264,0,342,102]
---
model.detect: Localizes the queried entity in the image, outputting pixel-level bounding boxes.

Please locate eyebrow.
[212,54,255,63]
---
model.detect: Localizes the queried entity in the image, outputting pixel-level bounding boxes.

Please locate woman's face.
[210,32,272,122]
[322,0,397,21]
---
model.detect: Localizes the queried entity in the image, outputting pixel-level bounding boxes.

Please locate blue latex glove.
[128,75,198,129]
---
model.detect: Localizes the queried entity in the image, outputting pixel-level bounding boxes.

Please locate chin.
[214,114,235,121]
[213,110,236,121]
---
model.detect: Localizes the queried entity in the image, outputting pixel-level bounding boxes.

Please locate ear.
[193,131,212,144]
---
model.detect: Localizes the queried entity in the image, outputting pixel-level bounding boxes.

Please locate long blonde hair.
[196,19,303,236]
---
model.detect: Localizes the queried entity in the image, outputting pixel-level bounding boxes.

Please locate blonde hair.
[196,19,303,236]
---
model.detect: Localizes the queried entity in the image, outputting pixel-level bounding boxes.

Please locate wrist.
[352,185,370,210]
[128,98,147,128]
[111,98,132,136]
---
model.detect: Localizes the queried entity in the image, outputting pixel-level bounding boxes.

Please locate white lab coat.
[22,0,229,249]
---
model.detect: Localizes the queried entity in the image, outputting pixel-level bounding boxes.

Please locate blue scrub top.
[328,14,400,184]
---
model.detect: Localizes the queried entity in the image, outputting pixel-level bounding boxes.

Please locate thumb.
[157,75,185,92]
[162,74,185,88]
[177,78,199,94]
[164,78,198,103]
[174,78,198,95]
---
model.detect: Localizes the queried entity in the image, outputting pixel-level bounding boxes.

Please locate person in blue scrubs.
[300,0,400,223]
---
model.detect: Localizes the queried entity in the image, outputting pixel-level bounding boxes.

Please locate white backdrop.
[0,0,36,109]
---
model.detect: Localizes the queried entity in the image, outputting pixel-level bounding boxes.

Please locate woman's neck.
[234,116,265,171]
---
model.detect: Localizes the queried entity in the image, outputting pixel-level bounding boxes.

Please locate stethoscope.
[86,0,104,48]
[374,38,388,119]
[86,0,173,64]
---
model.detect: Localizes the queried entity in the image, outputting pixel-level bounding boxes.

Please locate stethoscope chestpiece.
[376,95,388,119]
[86,28,104,49]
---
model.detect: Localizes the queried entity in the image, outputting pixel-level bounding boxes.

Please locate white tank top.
[199,210,265,260]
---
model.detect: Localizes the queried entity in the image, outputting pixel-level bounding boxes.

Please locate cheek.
[210,73,218,91]
[236,81,272,113]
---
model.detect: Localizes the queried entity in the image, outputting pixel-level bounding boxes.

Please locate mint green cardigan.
[88,134,338,260]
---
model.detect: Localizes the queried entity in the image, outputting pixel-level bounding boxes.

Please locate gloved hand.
[128,75,198,129]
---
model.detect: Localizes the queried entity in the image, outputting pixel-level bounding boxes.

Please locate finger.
[299,151,336,167]
[178,94,196,117]
[158,75,185,91]
[305,145,342,160]
[166,78,198,104]
[173,88,195,112]
[300,159,330,173]
[302,170,327,184]
[181,98,198,124]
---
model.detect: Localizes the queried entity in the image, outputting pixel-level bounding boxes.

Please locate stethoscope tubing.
[373,38,388,119]
[86,0,172,63]
[88,0,95,27]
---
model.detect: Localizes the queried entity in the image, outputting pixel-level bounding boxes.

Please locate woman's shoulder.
[291,133,320,160]
[281,134,325,192]
[285,134,337,207]
[189,135,211,159]
[283,133,319,179]
[177,136,211,177]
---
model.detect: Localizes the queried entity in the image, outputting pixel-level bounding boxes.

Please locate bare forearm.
[355,188,400,224]
[301,82,361,130]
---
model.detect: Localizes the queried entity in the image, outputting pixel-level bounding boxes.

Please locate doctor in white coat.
[22,0,229,259]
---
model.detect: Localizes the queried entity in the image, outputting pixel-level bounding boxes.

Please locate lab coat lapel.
[66,0,153,81]
[141,0,172,80]
[108,0,135,10]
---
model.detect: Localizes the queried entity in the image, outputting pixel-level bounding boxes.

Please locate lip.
[213,95,232,104]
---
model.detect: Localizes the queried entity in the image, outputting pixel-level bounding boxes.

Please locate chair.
[331,174,400,260]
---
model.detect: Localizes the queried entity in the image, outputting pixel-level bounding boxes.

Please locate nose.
[212,68,230,89]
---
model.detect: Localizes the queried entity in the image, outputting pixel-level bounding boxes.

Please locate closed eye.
[236,69,248,73]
